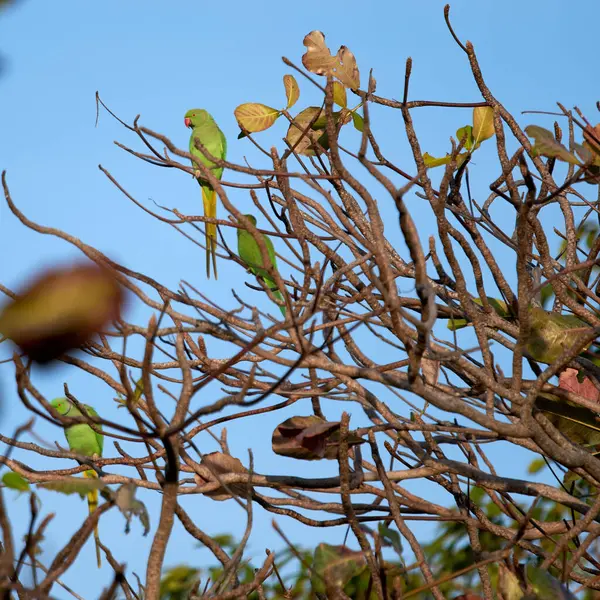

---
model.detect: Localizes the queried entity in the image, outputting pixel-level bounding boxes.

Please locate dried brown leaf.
[301,30,337,76]
[333,45,360,89]
[194,452,249,501]
[301,31,360,90]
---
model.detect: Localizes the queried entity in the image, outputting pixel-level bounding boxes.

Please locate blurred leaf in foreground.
[0,262,124,363]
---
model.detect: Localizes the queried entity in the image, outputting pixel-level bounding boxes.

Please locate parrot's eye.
[193,113,196,116]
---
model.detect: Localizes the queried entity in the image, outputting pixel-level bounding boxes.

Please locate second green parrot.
[237,214,286,316]
[184,108,227,279]
[51,397,104,568]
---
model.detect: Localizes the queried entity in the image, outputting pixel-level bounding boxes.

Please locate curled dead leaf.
[194,452,249,501]
[302,31,337,76]
[301,31,360,90]
[272,415,364,460]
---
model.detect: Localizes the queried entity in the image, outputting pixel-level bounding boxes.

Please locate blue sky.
[1,0,599,596]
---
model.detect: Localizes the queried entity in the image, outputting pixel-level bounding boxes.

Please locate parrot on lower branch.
[51,397,104,568]
[237,214,286,316]
[184,109,227,279]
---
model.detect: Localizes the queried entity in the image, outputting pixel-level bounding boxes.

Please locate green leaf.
[2,471,30,492]
[527,457,547,474]
[352,112,364,132]
[283,74,300,109]
[38,477,105,498]
[472,106,495,146]
[456,125,474,151]
[159,565,200,600]
[525,125,581,165]
[234,103,280,133]
[332,81,347,108]
[311,544,367,594]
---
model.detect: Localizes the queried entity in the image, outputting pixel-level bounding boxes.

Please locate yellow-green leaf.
[527,457,546,475]
[234,103,280,133]
[423,152,468,169]
[332,81,347,108]
[283,74,299,109]
[2,471,30,491]
[472,106,495,145]
[456,125,474,151]
[525,125,581,165]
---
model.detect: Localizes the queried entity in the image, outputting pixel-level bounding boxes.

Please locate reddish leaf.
[558,368,600,403]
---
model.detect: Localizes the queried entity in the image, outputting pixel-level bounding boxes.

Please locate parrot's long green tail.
[263,277,285,316]
[201,186,218,279]
[273,289,286,316]
[83,469,101,568]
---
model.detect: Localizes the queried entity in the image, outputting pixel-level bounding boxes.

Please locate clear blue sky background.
[1,0,599,597]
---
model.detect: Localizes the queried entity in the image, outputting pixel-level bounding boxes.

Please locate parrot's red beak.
[184,117,192,128]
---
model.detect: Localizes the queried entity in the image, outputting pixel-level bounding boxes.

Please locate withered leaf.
[333,46,360,90]
[302,31,338,76]
[301,31,360,90]
[272,415,364,460]
[194,451,249,501]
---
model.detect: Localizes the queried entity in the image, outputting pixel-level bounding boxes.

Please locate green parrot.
[50,397,104,568]
[184,109,227,279]
[237,214,286,316]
